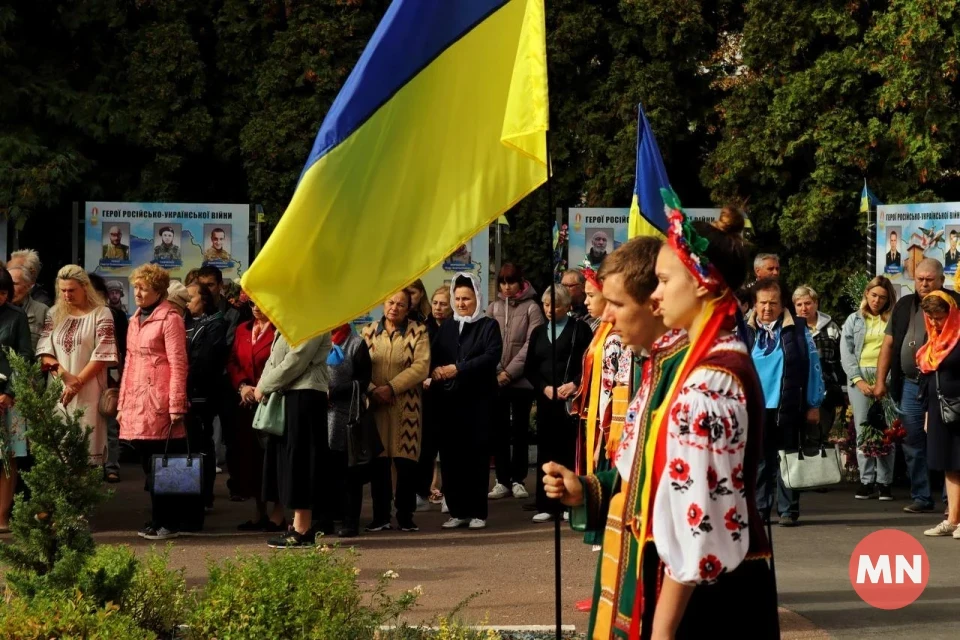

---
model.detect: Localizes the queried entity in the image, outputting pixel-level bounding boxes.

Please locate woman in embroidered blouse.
[545,203,778,639]
[37,265,118,466]
[840,276,898,500]
[568,259,632,547]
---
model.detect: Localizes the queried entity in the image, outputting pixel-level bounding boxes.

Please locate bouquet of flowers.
[857,422,894,458]
[883,418,907,445]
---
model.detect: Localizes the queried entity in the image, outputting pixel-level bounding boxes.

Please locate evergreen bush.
[0,350,107,598]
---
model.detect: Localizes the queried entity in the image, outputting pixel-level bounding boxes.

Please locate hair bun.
[712,206,746,236]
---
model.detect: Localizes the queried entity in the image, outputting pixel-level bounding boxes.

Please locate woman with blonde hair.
[794,284,844,442]
[37,265,118,465]
[840,275,898,500]
[118,263,191,540]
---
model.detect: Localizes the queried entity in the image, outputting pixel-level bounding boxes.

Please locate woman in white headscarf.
[429,273,502,529]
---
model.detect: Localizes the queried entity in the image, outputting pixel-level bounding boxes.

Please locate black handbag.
[562,322,580,414]
[347,381,384,467]
[936,371,960,425]
[150,420,203,496]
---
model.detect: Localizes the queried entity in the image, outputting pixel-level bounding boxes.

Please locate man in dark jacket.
[876,258,960,514]
[745,278,825,527]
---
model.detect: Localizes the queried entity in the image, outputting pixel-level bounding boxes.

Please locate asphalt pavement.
[9,464,959,638]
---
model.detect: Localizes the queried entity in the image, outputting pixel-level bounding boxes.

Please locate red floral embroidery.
[724,507,748,541]
[731,464,745,491]
[687,503,703,526]
[699,555,724,581]
[707,466,718,490]
[670,458,690,482]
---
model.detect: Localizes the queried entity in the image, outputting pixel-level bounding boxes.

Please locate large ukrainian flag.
[243,0,548,345]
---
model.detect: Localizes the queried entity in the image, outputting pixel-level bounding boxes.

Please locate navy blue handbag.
[150,420,202,496]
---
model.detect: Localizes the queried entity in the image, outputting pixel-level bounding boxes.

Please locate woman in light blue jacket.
[840,276,898,501]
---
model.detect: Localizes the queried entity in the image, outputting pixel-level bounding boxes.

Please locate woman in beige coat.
[360,290,430,532]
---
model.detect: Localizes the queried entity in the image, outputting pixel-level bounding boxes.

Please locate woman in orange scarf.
[569,258,633,549]
[917,290,960,538]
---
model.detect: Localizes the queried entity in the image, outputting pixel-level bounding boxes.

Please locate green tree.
[0,351,107,597]
[505,0,742,286]
[706,0,960,312]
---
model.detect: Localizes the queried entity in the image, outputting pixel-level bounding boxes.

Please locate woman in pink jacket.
[117,264,191,541]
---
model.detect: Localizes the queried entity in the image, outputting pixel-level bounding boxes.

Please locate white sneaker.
[512,482,529,499]
[488,483,510,499]
[924,520,958,537]
[441,517,468,529]
[532,512,554,523]
[415,495,432,512]
[441,497,449,514]
[468,518,487,530]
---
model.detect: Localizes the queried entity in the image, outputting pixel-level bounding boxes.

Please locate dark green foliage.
[0,350,107,597]
[5,1,960,312]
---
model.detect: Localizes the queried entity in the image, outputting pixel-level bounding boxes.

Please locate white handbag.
[778,443,842,490]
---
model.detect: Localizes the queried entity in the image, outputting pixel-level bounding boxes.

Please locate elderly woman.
[524,284,591,523]
[226,298,277,530]
[8,263,50,351]
[257,327,332,549]
[327,323,373,537]
[794,285,844,443]
[360,290,430,533]
[918,292,960,538]
[487,263,543,502]
[38,266,118,466]
[184,283,229,511]
[430,274,502,529]
[0,268,38,534]
[8,248,52,306]
[840,276,898,501]
[416,286,453,509]
[117,264,190,540]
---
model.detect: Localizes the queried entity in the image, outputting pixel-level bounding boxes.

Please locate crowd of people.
[1,221,959,576]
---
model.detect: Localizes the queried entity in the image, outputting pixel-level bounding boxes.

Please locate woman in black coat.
[184,283,229,516]
[430,274,502,530]
[524,285,592,522]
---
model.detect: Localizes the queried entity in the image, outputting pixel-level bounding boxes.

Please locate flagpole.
[544,128,563,640]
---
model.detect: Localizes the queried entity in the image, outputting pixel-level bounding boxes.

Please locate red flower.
[724,507,741,531]
[699,555,723,581]
[692,412,712,438]
[686,503,704,527]
[731,464,744,490]
[669,458,690,483]
[707,467,719,490]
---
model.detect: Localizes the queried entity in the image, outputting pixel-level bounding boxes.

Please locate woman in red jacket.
[226,299,279,531]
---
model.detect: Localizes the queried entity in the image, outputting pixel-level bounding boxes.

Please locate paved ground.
[7,464,960,638]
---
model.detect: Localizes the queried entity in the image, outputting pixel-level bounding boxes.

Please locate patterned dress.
[37,306,117,464]
[578,333,778,639]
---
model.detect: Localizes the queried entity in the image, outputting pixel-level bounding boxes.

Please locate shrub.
[0,593,154,640]
[77,545,139,608]
[121,547,189,637]
[0,350,107,598]
[186,547,417,640]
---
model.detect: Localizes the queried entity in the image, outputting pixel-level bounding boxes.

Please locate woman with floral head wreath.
[568,257,633,548]
[544,196,778,639]
[916,291,960,538]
